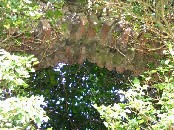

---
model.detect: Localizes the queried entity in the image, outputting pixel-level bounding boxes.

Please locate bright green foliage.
[0,96,48,129]
[0,50,48,129]
[0,49,37,93]
[0,0,42,30]
[93,0,174,129]
[0,0,63,48]
[94,46,174,130]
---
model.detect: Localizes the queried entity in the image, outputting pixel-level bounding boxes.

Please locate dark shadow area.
[27,60,133,129]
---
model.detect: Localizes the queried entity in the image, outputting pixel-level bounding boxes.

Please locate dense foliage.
[27,61,131,129]
[92,0,174,129]
[0,50,48,129]
[0,0,174,129]
[94,46,174,129]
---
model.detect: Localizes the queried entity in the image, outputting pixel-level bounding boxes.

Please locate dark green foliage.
[27,61,132,129]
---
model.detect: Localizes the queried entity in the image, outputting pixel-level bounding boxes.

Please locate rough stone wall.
[7,4,163,75]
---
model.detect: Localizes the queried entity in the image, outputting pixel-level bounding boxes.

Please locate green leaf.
[54,10,62,18]
[46,9,54,18]
[3,23,10,29]
[133,78,140,87]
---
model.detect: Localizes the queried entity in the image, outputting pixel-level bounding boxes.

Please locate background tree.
[27,61,132,129]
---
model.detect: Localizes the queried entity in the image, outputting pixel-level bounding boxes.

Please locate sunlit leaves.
[94,43,174,129]
[133,77,140,88]
[93,103,129,130]
[0,49,48,129]
[1,0,42,31]
[0,96,48,129]
[46,10,62,19]
[0,50,50,129]
[0,49,37,92]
